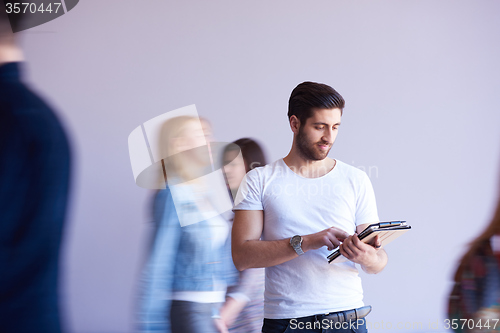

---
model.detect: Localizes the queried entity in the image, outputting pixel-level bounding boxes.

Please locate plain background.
[16,1,500,332]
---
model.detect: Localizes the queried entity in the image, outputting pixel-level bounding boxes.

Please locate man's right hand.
[302,227,350,252]
[233,210,350,270]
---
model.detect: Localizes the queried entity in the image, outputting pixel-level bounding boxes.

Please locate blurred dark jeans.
[170,300,222,333]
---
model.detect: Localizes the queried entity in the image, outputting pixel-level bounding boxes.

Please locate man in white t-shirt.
[232,82,388,332]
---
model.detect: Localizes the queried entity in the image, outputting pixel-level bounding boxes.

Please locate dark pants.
[170,300,221,333]
[262,316,368,333]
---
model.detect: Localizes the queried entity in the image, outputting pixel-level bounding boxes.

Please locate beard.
[296,126,332,161]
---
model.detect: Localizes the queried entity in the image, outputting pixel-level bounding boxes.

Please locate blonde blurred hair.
[159,116,207,183]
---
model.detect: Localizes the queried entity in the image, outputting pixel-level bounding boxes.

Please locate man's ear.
[289,115,301,134]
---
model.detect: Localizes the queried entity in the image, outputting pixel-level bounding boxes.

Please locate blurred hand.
[220,297,246,328]
[214,318,229,333]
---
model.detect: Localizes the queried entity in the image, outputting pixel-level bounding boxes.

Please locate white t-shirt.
[233,158,379,319]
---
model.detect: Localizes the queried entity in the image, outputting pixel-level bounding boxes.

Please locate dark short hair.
[0,3,9,29]
[0,2,23,33]
[223,138,267,173]
[288,81,345,126]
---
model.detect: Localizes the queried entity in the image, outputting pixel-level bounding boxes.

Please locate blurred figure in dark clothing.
[0,7,71,333]
[449,182,500,331]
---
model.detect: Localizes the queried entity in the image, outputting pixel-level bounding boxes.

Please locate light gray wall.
[18,1,500,332]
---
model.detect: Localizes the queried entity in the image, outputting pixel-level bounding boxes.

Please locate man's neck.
[283,149,336,179]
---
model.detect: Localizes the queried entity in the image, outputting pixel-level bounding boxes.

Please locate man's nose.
[322,128,333,143]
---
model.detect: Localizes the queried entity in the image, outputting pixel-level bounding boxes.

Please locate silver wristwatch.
[290,235,304,256]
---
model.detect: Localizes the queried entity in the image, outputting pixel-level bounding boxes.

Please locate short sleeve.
[355,172,379,226]
[233,170,263,211]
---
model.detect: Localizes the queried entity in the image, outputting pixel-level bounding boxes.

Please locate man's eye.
[315,126,324,130]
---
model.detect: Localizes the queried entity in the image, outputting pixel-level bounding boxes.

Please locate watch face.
[291,235,301,247]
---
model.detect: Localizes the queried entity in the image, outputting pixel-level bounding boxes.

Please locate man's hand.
[302,227,350,252]
[339,234,387,274]
[233,210,355,270]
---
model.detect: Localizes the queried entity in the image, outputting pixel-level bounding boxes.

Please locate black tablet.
[327,221,411,264]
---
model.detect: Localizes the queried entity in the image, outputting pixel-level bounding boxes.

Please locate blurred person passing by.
[232,82,387,333]
[0,7,71,333]
[138,116,237,333]
[223,138,266,201]
[449,178,500,331]
[220,138,267,332]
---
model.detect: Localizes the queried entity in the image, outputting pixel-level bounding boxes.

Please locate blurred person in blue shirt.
[138,116,237,333]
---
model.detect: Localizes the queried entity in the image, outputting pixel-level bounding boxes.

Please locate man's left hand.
[339,234,381,267]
